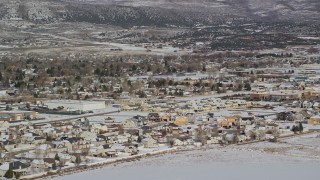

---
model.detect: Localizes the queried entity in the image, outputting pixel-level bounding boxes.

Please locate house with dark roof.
[0,114,13,121]
[0,161,30,177]
[66,137,83,144]
[148,113,160,122]
[33,136,46,144]
[0,140,16,152]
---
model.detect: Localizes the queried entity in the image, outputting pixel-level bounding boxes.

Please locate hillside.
[0,0,319,27]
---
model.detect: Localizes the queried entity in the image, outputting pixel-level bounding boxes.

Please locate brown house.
[148,113,160,122]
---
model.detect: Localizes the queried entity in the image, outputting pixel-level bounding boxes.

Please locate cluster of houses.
[118,97,253,113]
[0,111,38,122]
[0,104,307,178]
[1,52,320,178]
[2,58,320,104]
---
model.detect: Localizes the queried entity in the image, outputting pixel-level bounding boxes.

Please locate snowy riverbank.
[47,132,320,180]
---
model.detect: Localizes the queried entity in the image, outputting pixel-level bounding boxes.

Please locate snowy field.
[102,111,149,123]
[56,133,320,180]
[26,107,119,124]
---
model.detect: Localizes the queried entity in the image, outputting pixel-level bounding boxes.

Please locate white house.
[0,121,9,129]
[121,119,138,129]
[142,138,158,148]
[174,139,184,146]
[207,136,222,144]
[31,159,46,169]
[80,131,97,140]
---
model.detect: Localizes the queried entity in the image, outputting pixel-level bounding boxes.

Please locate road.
[175,91,251,101]
[236,131,313,146]
[9,109,120,126]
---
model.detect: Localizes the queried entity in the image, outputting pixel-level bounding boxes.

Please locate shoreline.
[22,147,186,180]
[21,131,313,180]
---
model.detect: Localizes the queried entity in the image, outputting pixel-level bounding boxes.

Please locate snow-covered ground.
[92,42,185,55]
[103,111,149,122]
[56,133,320,180]
[175,91,251,101]
[25,107,119,124]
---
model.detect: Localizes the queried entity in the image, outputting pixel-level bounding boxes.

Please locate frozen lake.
[58,162,319,180]
[57,133,320,180]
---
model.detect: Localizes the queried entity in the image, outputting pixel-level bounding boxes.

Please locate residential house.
[0,161,30,177]
[91,123,108,134]
[0,121,10,129]
[160,113,172,122]
[49,153,71,166]
[43,158,56,169]
[31,159,47,169]
[52,140,73,152]
[266,123,279,131]
[80,131,97,141]
[164,123,179,135]
[34,136,46,144]
[148,113,160,122]
[129,116,148,127]
[174,116,188,126]
[123,144,138,155]
[218,116,239,128]
[308,115,320,125]
[0,153,10,163]
[38,143,53,154]
[174,139,185,146]
[121,119,138,129]
[206,136,222,144]
[0,140,16,152]
[141,137,158,148]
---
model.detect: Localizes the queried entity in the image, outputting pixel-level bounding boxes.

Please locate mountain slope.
[0,0,319,27]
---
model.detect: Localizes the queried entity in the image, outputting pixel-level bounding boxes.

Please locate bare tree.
[194,125,207,145]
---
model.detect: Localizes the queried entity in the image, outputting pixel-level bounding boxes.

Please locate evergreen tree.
[132,64,137,71]
[202,65,206,72]
[26,103,30,109]
[75,75,81,82]
[94,68,101,75]
[291,125,299,133]
[244,82,251,91]
[237,83,243,91]
[76,156,81,165]
[55,154,60,161]
[4,169,14,179]
[84,95,89,100]
[168,80,174,86]
[211,84,216,91]
[46,136,52,142]
[298,122,304,133]
[5,105,12,111]
[216,86,221,94]
[15,172,21,179]
[127,80,132,86]
[137,136,142,143]
[187,66,192,72]
[52,162,57,170]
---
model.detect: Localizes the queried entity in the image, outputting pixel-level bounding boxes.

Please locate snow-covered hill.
[0,0,319,27]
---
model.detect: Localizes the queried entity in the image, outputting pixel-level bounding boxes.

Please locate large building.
[44,100,106,112]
